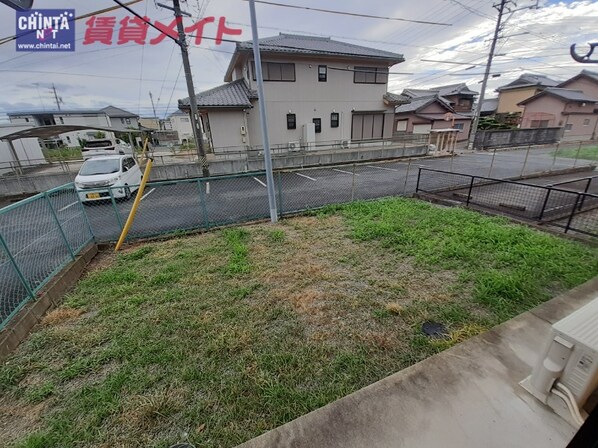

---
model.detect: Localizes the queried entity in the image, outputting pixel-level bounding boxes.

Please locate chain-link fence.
[415,167,598,238]
[0,185,94,329]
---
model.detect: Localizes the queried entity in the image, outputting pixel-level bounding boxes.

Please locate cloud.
[0,0,595,118]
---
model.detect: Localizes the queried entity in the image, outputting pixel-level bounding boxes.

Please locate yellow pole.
[114,158,153,251]
[140,137,149,163]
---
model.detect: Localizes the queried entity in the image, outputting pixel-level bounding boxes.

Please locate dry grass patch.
[41,308,84,326]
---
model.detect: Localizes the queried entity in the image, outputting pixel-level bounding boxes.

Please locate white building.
[168,110,194,144]
[178,34,406,153]
[0,124,45,175]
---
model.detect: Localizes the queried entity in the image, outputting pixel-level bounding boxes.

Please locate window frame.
[583,118,591,126]
[313,118,322,133]
[564,123,573,131]
[354,66,389,85]
[318,65,327,82]
[252,61,296,82]
[453,123,464,131]
[330,112,339,128]
[287,113,297,130]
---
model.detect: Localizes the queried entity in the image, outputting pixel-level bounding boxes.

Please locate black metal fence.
[415,167,598,238]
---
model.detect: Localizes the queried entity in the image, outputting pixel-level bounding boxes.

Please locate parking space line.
[141,188,156,201]
[295,172,317,181]
[366,165,398,172]
[332,168,359,176]
[58,201,78,212]
[252,177,267,187]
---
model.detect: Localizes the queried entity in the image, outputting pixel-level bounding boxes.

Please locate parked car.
[81,138,133,159]
[75,155,142,202]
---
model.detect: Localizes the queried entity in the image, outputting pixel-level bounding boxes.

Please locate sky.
[0,0,596,121]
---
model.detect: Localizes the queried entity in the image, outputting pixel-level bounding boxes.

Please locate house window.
[395,120,407,132]
[120,118,125,124]
[252,61,296,82]
[565,123,573,131]
[354,66,389,84]
[25,117,29,122]
[318,65,327,82]
[287,113,296,130]
[66,136,71,143]
[453,123,464,131]
[181,117,190,122]
[125,118,131,125]
[531,119,550,128]
[583,118,590,126]
[330,112,339,128]
[313,118,322,133]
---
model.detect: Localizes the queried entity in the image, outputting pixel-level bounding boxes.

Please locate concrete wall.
[497,87,540,114]
[474,127,562,149]
[239,54,395,147]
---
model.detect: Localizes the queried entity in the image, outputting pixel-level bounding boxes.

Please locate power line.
[241,0,453,26]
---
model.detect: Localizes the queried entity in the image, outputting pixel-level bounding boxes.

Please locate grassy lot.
[1,198,597,447]
[554,145,598,161]
[42,147,83,162]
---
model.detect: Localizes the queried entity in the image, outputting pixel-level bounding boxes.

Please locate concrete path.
[237,277,598,448]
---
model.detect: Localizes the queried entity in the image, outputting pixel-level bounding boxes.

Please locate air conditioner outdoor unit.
[520,296,598,427]
[287,141,301,151]
[341,139,351,149]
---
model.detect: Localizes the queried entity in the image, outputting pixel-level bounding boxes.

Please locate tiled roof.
[429,83,478,97]
[518,87,598,106]
[481,98,499,113]
[383,92,410,105]
[580,69,598,82]
[235,33,404,62]
[496,73,559,92]
[100,106,138,118]
[395,96,436,113]
[179,79,256,109]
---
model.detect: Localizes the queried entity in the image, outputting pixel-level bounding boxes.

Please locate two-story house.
[393,83,478,141]
[7,106,139,147]
[495,74,559,115]
[178,34,406,152]
[518,88,598,140]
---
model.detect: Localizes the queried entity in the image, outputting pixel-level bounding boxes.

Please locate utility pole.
[51,83,62,111]
[248,0,278,223]
[467,0,510,151]
[149,91,161,130]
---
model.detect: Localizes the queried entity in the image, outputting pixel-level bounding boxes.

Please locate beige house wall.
[560,77,598,99]
[239,54,395,147]
[496,87,540,114]
[205,110,248,151]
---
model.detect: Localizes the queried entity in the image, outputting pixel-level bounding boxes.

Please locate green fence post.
[277,171,284,217]
[44,192,76,261]
[0,232,35,301]
[197,179,210,229]
[109,188,124,231]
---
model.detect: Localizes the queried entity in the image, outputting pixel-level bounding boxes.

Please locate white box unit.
[521,296,598,426]
[302,123,316,151]
[287,141,300,151]
[341,139,351,149]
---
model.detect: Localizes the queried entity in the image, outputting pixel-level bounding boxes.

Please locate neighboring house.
[168,110,194,144]
[518,87,598,140]
[139,117,161,130]
[7,106,139,147]
[495,73,559,115]
[393,83,478,142]
[179,33,406,152]
[557,69,598,100]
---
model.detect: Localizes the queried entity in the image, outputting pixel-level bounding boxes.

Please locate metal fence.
[0,185,94,329]
[415,167,598,238]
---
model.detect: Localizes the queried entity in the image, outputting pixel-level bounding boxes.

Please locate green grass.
[554,145,598,161]
[1,198,596,447]
[42,147,83,162]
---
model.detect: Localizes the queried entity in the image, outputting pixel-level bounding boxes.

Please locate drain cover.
[422,321,448,339]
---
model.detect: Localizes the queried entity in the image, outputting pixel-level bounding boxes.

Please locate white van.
[75,155,142,202]
[81,138,133,160]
